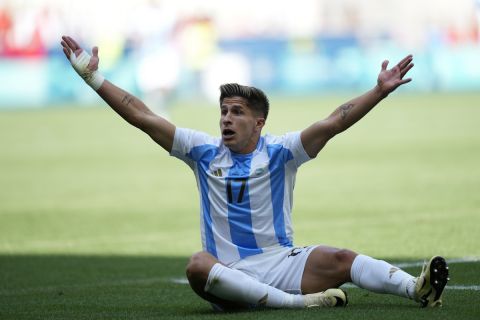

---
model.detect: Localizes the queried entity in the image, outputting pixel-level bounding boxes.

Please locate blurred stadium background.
[1,1,480,318]
[0,0,480,108]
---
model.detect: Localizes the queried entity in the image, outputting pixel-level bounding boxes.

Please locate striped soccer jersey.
[170,128,311,265]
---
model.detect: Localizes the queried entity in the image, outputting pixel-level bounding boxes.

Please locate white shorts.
[227,245,318,294]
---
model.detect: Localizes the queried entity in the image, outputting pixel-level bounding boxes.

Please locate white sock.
[350,254,416,299]
[205,263,304,308]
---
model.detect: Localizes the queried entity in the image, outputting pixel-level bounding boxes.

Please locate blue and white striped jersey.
[170,128,311,265]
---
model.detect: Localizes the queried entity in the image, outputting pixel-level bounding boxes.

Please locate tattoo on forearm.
[121,94,134,106]
[339,104,354,120]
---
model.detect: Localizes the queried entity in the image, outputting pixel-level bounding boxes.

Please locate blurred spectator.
[1,4,44,57]
[475,0,480,42]
[1,0,480,108]
[0,4,12,55]
[176,15,217,97]
[131,0,180,116]
[38,6,66,56]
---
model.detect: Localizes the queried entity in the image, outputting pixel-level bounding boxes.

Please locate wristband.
[69,50,105,90]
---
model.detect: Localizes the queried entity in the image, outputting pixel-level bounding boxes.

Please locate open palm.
[61,35,99,71]
[377,55,414,95]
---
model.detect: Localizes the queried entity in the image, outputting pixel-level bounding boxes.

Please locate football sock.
[350,254,416,299]
[205,263,304,308]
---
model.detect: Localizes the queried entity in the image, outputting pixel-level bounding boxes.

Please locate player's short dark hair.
[219,83,270,120]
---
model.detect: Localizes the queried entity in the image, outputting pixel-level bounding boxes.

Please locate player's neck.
[229,135,261,155]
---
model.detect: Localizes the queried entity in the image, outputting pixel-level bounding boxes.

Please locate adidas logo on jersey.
[211,168,223,177]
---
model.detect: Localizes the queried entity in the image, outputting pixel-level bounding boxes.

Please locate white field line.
[1,257,479,297]
[0,234,166,250]
[447,285,480,290]
[168,257,480,287]
[340,284,480,291]
[0,277,167,297]
[171,277,190,284]
[395,257,480,268]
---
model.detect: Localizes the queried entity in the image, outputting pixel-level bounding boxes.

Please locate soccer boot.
[304,288,348,308]
[414,256,449,307]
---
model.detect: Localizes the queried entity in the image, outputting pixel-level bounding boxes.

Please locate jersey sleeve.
[169,127,218,169]
[280,131,312,168]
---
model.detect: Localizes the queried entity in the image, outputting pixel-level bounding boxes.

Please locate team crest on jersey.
[211,168,223,177]
[254,168,265,175]
[252,163,269,176]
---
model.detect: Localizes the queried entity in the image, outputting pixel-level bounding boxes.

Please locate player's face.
[220,96,265,154]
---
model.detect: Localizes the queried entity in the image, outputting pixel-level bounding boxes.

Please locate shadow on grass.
[0,254,214,319]
[0,255,476,320]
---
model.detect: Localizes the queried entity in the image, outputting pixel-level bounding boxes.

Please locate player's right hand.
[61,35,99,71]
[60,35,104,90]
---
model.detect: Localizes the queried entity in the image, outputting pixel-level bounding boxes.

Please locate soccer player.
[61,35,449,310]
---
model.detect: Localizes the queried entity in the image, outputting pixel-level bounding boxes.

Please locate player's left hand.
[377,54,414,96]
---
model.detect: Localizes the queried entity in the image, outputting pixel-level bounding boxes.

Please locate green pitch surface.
[1,93,479,319]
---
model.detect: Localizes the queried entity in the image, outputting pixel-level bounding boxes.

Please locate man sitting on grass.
[61,35,449,311]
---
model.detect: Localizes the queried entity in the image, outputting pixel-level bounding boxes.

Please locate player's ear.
[255,117,265,131]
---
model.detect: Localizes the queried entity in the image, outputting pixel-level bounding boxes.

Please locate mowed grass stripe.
[0,93,479,319]
[1,259,479,296]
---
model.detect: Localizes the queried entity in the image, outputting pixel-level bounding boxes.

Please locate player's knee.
[186,251,216,282]
[334,249,357,275]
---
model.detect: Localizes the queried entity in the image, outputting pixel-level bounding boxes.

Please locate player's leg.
[186,251,306,309]
[301,246,449,307]
[302,246,415,297]
[301,246,356,293]
[349,253,449,306]
[185,251,243,310]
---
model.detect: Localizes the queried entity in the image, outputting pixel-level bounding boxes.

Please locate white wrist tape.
[69,50,104,91]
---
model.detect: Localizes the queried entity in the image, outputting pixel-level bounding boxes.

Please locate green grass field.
[1,93,479,319]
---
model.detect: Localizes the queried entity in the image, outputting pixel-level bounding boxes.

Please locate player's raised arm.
[300,54,414,158]
[60,35,175,152]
